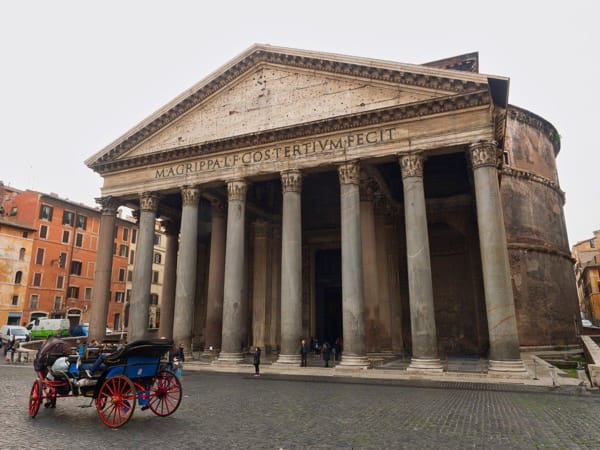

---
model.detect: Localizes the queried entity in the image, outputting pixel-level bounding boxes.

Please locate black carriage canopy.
[102,339,174,365]
[33,337,174,371]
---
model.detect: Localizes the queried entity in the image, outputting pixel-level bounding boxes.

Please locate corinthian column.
[276,170,303,365]
[360,176,380,353]
[129,193,159,343]
[173,186,201,351]
[89,196,119,341]
[399,152,442,371]
[469,141,526,375]
[251,220,271,352]
[158,219,178,340]
[217,180,247,363]
[338,162,369,368]
[204,199,226,352]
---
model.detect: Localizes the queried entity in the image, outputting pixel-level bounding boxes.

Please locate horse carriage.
[28,337,182,428]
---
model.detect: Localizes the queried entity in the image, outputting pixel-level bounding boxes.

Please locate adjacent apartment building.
[573,230,600,325]
[0,183,133,330]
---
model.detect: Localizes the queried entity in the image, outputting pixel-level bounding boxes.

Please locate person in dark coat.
[299,339,309,367]
[322,342,331,367]
[253,347,261,377]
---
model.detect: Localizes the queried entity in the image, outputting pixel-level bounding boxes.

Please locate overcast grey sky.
[1,1,598,246]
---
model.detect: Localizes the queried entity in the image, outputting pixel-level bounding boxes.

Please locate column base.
[337,355,370,369]
[487,359,528,378]
[407,357,443,372]
[213,352,245,365]
[274,354,301,365]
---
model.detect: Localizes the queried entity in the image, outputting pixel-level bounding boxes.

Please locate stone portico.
[85,45,580,375]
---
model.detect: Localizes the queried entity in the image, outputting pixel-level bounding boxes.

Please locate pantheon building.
[85,45,579,374]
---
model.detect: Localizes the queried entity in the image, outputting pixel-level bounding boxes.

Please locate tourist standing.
[253,347,261,377]
[322,342,331,367]
[300,339,309,367]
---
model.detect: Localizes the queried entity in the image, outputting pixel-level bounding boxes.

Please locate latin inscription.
[154,127,396,179]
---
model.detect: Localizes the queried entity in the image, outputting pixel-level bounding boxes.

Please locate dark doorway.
[315,249,342,347]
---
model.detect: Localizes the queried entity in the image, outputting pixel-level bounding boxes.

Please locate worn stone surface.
[4,364,600,449]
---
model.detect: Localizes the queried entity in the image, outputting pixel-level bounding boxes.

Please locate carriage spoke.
[96,375,136,428]
[29,380,43,418]
[148,370,182,417]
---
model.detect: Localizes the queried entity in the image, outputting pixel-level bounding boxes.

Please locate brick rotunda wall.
[502,105,580,348]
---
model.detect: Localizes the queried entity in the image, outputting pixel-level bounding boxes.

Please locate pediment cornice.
[92,89,491,174]
[87,45,491,171]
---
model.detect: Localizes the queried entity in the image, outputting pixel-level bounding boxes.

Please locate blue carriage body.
[29,338,181,427]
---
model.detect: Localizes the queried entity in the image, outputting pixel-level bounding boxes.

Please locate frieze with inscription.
[154,127,396,179]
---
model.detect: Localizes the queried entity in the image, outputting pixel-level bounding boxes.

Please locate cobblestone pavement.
[2,361,600,449]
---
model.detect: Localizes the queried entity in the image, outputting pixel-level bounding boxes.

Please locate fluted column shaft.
[399,152,442,371]
[158,220,178,340]
[338,162,369,367]
[204,200,226,352]
[172,186,200,350]
[277,170,303,364]
[217,180,247,363]
[129,193,159,343]
[89,197,118,341]
[469,141,526,373]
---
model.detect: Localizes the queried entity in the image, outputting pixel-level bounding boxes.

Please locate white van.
[26,318,70,339]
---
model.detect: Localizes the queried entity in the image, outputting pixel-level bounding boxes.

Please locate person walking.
[253,347,261,377]
[7,335,17,362]
[300,339,309,367]
[322,342,331,367]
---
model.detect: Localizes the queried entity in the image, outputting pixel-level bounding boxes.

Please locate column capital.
[227,179,247,202]
[399,152,424,179]
[281,169,302,193]
[140,192,160,212]
[359,175,377,202]
[468,140,501,169]
[181,186,201,206]
[161,218,180,236]
[95,196,120,216]
[210,198,226,218]
[338,161,360,185]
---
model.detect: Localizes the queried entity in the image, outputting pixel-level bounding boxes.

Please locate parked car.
[0,325,30,347]
[69,323,113,337]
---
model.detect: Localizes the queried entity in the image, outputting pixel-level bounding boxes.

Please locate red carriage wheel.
[96,375,136,428]
[29,380,43,418]
[148,370,182,417]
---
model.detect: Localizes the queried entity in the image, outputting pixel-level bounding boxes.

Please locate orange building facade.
[1,187,133,330]
[573,231,600,325]
[0,216,35,325]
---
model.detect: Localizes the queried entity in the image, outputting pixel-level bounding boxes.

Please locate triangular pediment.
[121,65,460,160]
[86,44,499,172]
